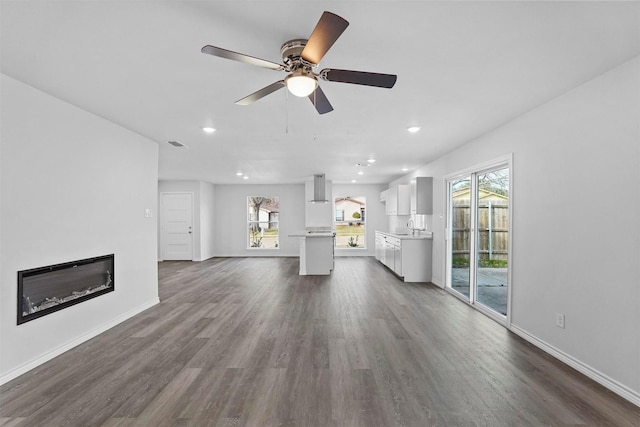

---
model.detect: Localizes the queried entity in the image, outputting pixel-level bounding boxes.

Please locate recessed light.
[243,176,249,180]
[357,171,364,175]
[236,172,243,176]
[202,127,216,134]
[367,159,376,164]
[351,180,357,183]
[401,167,409,172]
[407,126,420,133]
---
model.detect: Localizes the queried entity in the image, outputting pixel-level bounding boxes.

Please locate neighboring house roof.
[335,197,365,205]
[452,188,508,201]
[250,197,279,213]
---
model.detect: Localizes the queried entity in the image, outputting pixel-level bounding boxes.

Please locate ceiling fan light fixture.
[285,71,318,97]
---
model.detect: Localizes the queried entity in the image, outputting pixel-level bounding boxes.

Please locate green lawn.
[335,224,365,248]
[335,224,365,236]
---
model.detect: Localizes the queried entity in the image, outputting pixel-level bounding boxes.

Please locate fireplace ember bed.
[17,254,114,325]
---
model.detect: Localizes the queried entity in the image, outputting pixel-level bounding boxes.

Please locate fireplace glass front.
[18,254,114,324]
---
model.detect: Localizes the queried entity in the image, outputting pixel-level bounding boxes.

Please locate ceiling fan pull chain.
[285,88,289,134]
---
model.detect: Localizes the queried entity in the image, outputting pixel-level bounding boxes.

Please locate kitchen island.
[288,229,335,275]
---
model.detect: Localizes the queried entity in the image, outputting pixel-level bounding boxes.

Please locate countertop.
[288,231,336,238]
[376,230,433,240]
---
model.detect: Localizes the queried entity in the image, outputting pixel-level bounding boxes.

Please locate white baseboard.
[0,297,160,386]
[212,253,298,258]
[510,324,640,408]
[430,278,444,288]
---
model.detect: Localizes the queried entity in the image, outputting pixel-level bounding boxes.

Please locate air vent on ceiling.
[168,140,188,148]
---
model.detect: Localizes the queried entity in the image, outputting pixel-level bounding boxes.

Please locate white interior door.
[161,193,193,260]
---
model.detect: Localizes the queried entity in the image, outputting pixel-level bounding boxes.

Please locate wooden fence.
[452,200,508,261]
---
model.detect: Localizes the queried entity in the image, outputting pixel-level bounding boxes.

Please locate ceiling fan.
[201,11,397,114]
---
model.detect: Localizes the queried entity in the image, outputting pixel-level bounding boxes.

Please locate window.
[334,196,365,248]
[248,196,279,249]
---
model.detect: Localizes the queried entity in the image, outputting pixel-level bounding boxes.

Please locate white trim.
[443,153,513,181]
[446,285,508,326]
[0,298,160,386]
[510,325,640,407]
[335,248,370,257]
[505,157,514,328]
[443,154,513,327]
[475,301,507,326]
[430,278,445,289]
[247,196,280,250]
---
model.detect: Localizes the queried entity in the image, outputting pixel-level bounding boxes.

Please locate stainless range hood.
[310,174,329,203]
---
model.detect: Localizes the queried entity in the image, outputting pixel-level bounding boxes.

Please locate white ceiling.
[2,1,639,184]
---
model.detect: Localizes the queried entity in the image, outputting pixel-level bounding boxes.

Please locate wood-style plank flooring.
[1,257,638,426]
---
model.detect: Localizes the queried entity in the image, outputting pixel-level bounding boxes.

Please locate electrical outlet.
[555,313,565,329]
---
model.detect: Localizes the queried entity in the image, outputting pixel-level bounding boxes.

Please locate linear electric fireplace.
[18,254,114,325]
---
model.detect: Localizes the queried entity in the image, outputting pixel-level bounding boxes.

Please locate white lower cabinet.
[375,234,385,261]
[384,242,394,269]
[393,244,402,277]
[375,232,432,282]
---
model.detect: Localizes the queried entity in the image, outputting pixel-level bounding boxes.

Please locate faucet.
[407,218,416,235]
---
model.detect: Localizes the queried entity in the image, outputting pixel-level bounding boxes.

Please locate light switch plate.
[555,313,565,329]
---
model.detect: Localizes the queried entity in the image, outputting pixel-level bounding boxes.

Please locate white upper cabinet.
[385,184,410,215]
[410,177,433,214]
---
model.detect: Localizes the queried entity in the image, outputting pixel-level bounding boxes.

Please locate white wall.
[199,181,216,261]
[0,74,159,382]
[214,184,305,256]
[333,184,388,257]
[391,57,640,403]
[158,180,216,261]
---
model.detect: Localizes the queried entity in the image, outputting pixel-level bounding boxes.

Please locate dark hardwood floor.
[1,257,638,426]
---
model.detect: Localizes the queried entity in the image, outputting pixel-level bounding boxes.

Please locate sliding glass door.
[447,161,511,321]
[474,167,509,315]
[450,176,472,299]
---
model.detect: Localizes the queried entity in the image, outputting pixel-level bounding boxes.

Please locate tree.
[478,169,509,196]
[451,169,509,197]
[249,197,277,233]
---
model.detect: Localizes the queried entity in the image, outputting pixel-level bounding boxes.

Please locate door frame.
[444,154,513,327]
[159,192,194,261]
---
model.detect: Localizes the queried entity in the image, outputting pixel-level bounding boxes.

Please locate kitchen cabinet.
[393,243,402,277]
[375,233,385,262]
[375,231,432,282]
[385,185,410,215]
[384,236,400,270]
[399,238,432,282]
[384,241,394,269]
[289,230,335,275]
[410,177,433,214]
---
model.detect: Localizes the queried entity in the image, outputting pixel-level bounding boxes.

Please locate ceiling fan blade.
[308,85,333,114]
[235,80,286,105]
[201,45,284,71]
[301,12,349,65]
[321,69,397,88]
